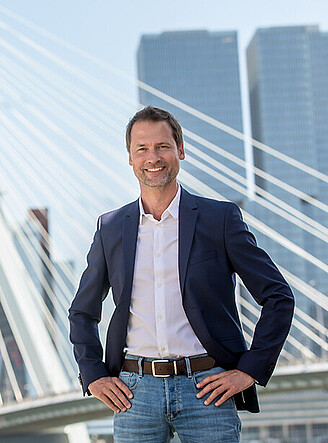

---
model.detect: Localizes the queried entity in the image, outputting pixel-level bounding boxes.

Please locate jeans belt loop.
[138,357,144,378]
[184,357,192,379]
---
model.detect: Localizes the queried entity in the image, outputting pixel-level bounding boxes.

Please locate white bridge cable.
[294,307,328,338]
[1,7,327,186]
[0,51,133,165]
[237,310,293,361]
[1,24,328,219]
[1,50,132,137]
[0,326,24,402]
[0,56,129,164]
[2,52,328,252]
[236,289,319,361]
[0,121,110,312]
[0,50,132,134]
[179,168,328,307]
[0,52,134,167]
[0,105,135,251]
[183,128,328,216]
[26,212,76,285]
[0,156,78,292]
[0,75,135,200]
[0,73,135,206]
[278,266,328,312]
[0,117,94,245]
[0,82,135,335]
[0,151,81,329]
[3,211,78,379]
[236,297,295,362]
[0,24,137,114]
[0,223,48,397]
[0,98,132,335]
[179,169,328,275]
[185,142,328,242]
[7,200,75,329]
[0,152,98,383]
[12,105,136,201]
[16,229,78,379]
[0,105,119,237]
[0,139,114,364]
[238,281,327,358]
[0,132,88,282]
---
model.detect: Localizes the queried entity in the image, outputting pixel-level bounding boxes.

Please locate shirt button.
[157,315,163,320]
[157,282,162,287]
[161,347,166,352]
[156,252,160,257]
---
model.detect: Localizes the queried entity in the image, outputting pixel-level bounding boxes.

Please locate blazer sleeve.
[68,216,111,395]
[224,203,294,386]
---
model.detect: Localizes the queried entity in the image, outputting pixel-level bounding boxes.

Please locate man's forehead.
[130,120,175,144]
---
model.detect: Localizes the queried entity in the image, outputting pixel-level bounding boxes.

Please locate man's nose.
[146,149,161,163]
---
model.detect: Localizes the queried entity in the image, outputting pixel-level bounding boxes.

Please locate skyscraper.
[137,30,245,203]
[247,26,328,339]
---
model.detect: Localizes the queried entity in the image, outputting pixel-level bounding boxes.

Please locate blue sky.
[1,0,328,82]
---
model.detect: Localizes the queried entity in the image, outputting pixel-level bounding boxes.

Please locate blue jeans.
[114,355,241,442]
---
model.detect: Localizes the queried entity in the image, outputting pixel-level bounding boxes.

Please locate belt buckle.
[151,359,170,377]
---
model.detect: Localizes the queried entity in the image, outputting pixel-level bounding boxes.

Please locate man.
[69,106,294,442]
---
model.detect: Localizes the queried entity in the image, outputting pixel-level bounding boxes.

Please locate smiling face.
[128,120,185,191]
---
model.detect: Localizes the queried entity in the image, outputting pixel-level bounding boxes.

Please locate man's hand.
[196,369,255,407]
[88,376,133,413]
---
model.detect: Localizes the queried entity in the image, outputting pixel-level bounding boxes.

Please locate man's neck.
[140,182,179,221]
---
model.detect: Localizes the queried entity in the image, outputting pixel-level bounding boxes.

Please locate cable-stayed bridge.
[0,5,328,442]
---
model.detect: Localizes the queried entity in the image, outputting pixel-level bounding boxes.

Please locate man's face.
[128,120,185,190]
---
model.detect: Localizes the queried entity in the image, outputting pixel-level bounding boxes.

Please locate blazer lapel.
[179,188,199,295]
[122,200,139,307]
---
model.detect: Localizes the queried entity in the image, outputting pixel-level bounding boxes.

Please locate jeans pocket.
[119,371,140,391]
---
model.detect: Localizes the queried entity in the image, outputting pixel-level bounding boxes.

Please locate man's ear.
[128,152,133,166]
[179,142,185,160]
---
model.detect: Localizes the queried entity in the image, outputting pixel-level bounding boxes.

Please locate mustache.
[144,164,166,169]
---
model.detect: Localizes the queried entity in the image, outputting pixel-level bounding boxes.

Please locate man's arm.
[69,216,132,412]
[224,204,294,385]
[69,217,111,393]
[196,203,294,405]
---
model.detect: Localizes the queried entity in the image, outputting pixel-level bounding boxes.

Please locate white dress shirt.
[125,186,206,358]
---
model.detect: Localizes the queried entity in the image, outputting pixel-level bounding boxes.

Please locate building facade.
[137,30,245,204]
[247,26,328,356]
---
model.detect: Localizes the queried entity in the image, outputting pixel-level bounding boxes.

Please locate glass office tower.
[137,30,245,204]
[247,26,328,348]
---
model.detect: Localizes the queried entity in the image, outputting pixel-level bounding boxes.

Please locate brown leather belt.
[122,355,217,377]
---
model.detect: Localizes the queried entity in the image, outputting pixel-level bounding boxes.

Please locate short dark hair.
[125,106,183,152]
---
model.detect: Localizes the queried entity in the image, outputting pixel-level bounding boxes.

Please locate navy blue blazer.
[69,188,294,413]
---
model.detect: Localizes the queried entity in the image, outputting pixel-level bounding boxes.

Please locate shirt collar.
[139,185,181,224]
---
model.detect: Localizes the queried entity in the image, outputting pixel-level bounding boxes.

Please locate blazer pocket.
[214,336,247,354]
[189,250,217,266]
